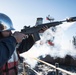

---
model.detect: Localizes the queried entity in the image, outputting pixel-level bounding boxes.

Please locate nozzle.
[66,17,76,22]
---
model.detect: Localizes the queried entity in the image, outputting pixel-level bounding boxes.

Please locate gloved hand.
[12,31,26,43]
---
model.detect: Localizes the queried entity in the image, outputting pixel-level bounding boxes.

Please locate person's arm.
[17,26,48,53]
[0,32,26,68]
[17,35,35,53]
[0,36,17,68]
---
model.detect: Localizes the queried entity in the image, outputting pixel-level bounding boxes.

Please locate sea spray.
[20,22,76,68]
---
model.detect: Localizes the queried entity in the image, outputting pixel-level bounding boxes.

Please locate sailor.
[0,13,47,75]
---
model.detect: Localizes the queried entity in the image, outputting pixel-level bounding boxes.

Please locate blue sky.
[0,0,76,39]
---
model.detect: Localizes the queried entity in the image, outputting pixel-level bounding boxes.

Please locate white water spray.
[20,22,76,67]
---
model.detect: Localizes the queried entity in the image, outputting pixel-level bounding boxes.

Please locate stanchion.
[22,62,27,75]
[55,63,59,75]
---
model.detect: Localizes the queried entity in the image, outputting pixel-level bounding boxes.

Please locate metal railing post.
[55,63,59,75]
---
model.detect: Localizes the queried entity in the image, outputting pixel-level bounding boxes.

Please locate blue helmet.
[0,13,15,31]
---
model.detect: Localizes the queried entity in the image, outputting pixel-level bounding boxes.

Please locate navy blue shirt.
[0,36,17,68]
[0,35,35,68]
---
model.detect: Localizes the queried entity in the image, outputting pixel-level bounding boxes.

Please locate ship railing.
[22,62,41,75]
[22,57,75,75]
[33,58,75,75]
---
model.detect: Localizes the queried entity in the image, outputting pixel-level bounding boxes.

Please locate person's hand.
[12,31,26,43]
[39,26,48,33]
